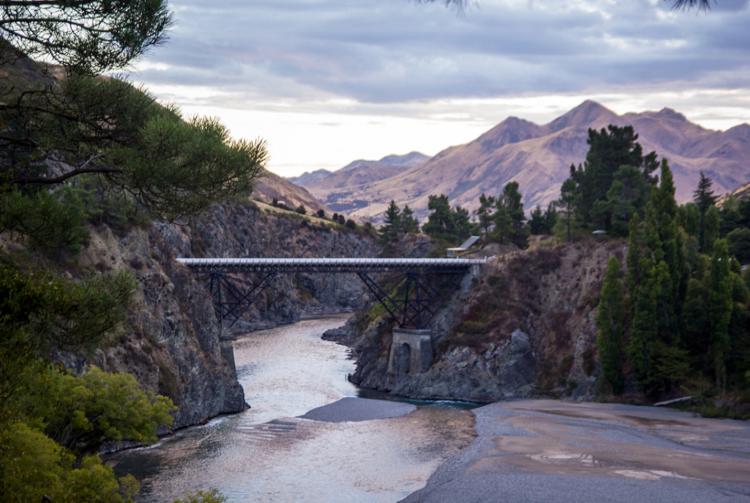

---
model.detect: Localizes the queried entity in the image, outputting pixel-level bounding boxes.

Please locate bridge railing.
[176,257,489,273]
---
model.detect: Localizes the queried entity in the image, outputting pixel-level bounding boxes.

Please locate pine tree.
[543,204,558,234]
[596,257,626,394]
[625,177,688,397]
[452,206,473,242]
[682,275,711,372]
[477,194,496,235]
[422,195,453,241]
[693,172,718,253]
[379,200,402,246]
[492,181,528,247]
[557,176,579,241]
[400,205,420,234]
[529,206,546,235]
[708,239,733,390]
[566,125,658,231]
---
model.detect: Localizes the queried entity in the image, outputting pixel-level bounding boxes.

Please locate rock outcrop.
[73,200,377,429]
[334,239,623,403]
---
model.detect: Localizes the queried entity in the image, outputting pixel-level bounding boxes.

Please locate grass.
[253,200,338,227]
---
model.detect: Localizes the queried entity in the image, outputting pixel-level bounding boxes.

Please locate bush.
[295,204,306,215]
[173,489,227,503]
[316,209,326,218]
[345,219,357,229]
[0,422,139,503]
[42,366,175,454]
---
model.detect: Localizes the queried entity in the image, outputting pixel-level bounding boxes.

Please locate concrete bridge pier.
[387,328,433,376]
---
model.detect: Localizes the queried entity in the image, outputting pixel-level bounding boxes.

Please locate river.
[111,315,475,502]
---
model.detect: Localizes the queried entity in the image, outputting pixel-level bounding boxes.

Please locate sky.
[127,0,750,177]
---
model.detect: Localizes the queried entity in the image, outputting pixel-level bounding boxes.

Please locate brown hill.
[253,170,328,214]
[312,100,749,221]
[292,152,428,213]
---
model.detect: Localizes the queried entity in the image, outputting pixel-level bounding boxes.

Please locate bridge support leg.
[387,327,433,376]
[356,271,438,329]
[207,271,276,332]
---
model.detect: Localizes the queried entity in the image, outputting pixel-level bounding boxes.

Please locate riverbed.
[111,316,475,502]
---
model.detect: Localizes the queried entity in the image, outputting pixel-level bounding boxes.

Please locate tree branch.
[8,154,121,185]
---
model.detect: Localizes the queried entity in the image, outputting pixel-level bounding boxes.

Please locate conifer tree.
[477,194,496,234]
[491,181,528,247]
[379,200,402,246]
[693,172,718,252]
[596,257,626,394]
[543,204,558,233]
[529,206,546,235]
[708,239,733,390]
[566,125,658,231]
[400,205,420,234]
[557,176,579,241]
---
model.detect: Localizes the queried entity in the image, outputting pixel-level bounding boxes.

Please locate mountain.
[718,181,750,205]
[287,169,333,186]
[311,101,749,222]
[290,152,429,213]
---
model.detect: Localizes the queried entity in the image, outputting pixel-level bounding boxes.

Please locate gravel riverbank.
[403,399,750,503]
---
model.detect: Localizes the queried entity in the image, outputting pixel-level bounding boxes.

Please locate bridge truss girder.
[207,271,276,329]
[204,269,456,332]
[357,272,441,329]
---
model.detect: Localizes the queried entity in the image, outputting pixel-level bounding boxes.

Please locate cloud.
[129,0,750,107]
[123,0,750,176]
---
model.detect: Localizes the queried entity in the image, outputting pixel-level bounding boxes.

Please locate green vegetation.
[379,200,421,252]
[0,2,247,500]
[596,257,625,394]
[0,259,174,501]
[529,204,558,236]
[173,489,228,503]
[541,122,750,406]
[0,1,172,75]
[488,182,529,248]
[421,194,472,244]
[559,125,659,237]
[562,138,750,404]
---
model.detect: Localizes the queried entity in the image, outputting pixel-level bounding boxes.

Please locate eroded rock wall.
[341,239,624,402]
[73,201,377,429]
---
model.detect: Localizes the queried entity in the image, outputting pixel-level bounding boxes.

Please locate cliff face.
[342,239,624,402]
[72,201,378,429]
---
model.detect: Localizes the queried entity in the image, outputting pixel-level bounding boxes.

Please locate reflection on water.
[111,316,475,503]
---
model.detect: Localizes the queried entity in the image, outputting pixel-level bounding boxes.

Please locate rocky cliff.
[59,200,378,430]
[333,239,624,403]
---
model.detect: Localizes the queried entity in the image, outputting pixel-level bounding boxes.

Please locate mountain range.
[290,100,750,221]
[287,151,429,213]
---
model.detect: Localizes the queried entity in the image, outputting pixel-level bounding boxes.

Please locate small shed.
[446,235,481,258]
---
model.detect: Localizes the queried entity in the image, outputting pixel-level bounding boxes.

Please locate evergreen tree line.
[379,184,557,250]
[593,153,750,402]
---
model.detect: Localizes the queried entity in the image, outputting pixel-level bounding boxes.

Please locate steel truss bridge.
[177,257,487,330]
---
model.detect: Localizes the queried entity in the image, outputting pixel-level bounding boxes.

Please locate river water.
[111,316,475,502]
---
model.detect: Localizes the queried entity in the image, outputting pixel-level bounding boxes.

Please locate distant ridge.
[297,101,750,221]
[289,152,428,213]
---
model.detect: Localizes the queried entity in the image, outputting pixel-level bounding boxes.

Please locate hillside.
[312,101,750,221]
[253,170,328,213]
[290,151,428,213]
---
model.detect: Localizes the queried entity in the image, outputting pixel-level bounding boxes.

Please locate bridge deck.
[176,257,488,273]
